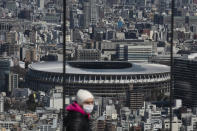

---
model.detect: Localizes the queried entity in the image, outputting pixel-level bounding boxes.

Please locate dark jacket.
[65,111,90,131]
[65,102,91,131]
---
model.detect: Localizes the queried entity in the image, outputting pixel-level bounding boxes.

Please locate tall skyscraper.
[9,73,18,92]
[90,0,98,26]
[83,0,98,27]
[174,55,197,107]
[83,1,91,27]
[37,0,45,10]
[0,58,10,92]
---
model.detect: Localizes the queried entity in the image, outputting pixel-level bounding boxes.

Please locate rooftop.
[28,61,170,75]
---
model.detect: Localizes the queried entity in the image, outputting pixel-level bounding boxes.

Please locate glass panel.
[0,0,177,130]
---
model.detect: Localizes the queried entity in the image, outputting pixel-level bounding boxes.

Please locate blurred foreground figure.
[65,89,94,131]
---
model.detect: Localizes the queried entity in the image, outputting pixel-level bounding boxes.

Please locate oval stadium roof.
[28,61,170,75]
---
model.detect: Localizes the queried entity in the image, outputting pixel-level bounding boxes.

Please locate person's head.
[76,89,94,114]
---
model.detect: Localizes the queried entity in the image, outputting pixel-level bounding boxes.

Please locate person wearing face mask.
[65,89,94,131]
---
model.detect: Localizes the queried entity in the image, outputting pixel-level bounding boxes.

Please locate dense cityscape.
[0,0,197,130]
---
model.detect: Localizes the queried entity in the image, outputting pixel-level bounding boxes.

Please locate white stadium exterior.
[26,61,170,103]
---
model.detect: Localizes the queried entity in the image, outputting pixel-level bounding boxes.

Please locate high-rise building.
[5,1,17,11]
[0,43,20,57]
[21,47,38,62]
[75,49,101,61]
[159,0,167,13]
[174,54,197,107]
[128,85,144,110]
[0,95,4,113]
[9,73,18,92]
[83,0,98,27]
[37,0,45,10]
[83,1,91,27]
[0,58,10,92]
[96,116,106,131]
[5,32,17,44]
[116,40,154,62]
[90,0,98,26]
[0,22,12,32]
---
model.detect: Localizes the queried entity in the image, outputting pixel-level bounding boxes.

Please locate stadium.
[26,61,170,102]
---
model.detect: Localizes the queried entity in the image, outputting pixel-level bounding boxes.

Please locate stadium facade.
[26,61,170,103]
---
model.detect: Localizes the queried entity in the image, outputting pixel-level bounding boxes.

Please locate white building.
[37,0,45,10]
[0,95,4,113]
[9,73,18,92]
[164,117,182,131]
[49,93,63,110]
[105,105,117,120]
[116,40,155,62]
[49,92,72,110]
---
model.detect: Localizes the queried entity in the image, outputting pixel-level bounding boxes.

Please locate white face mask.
[83,104,94,114]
